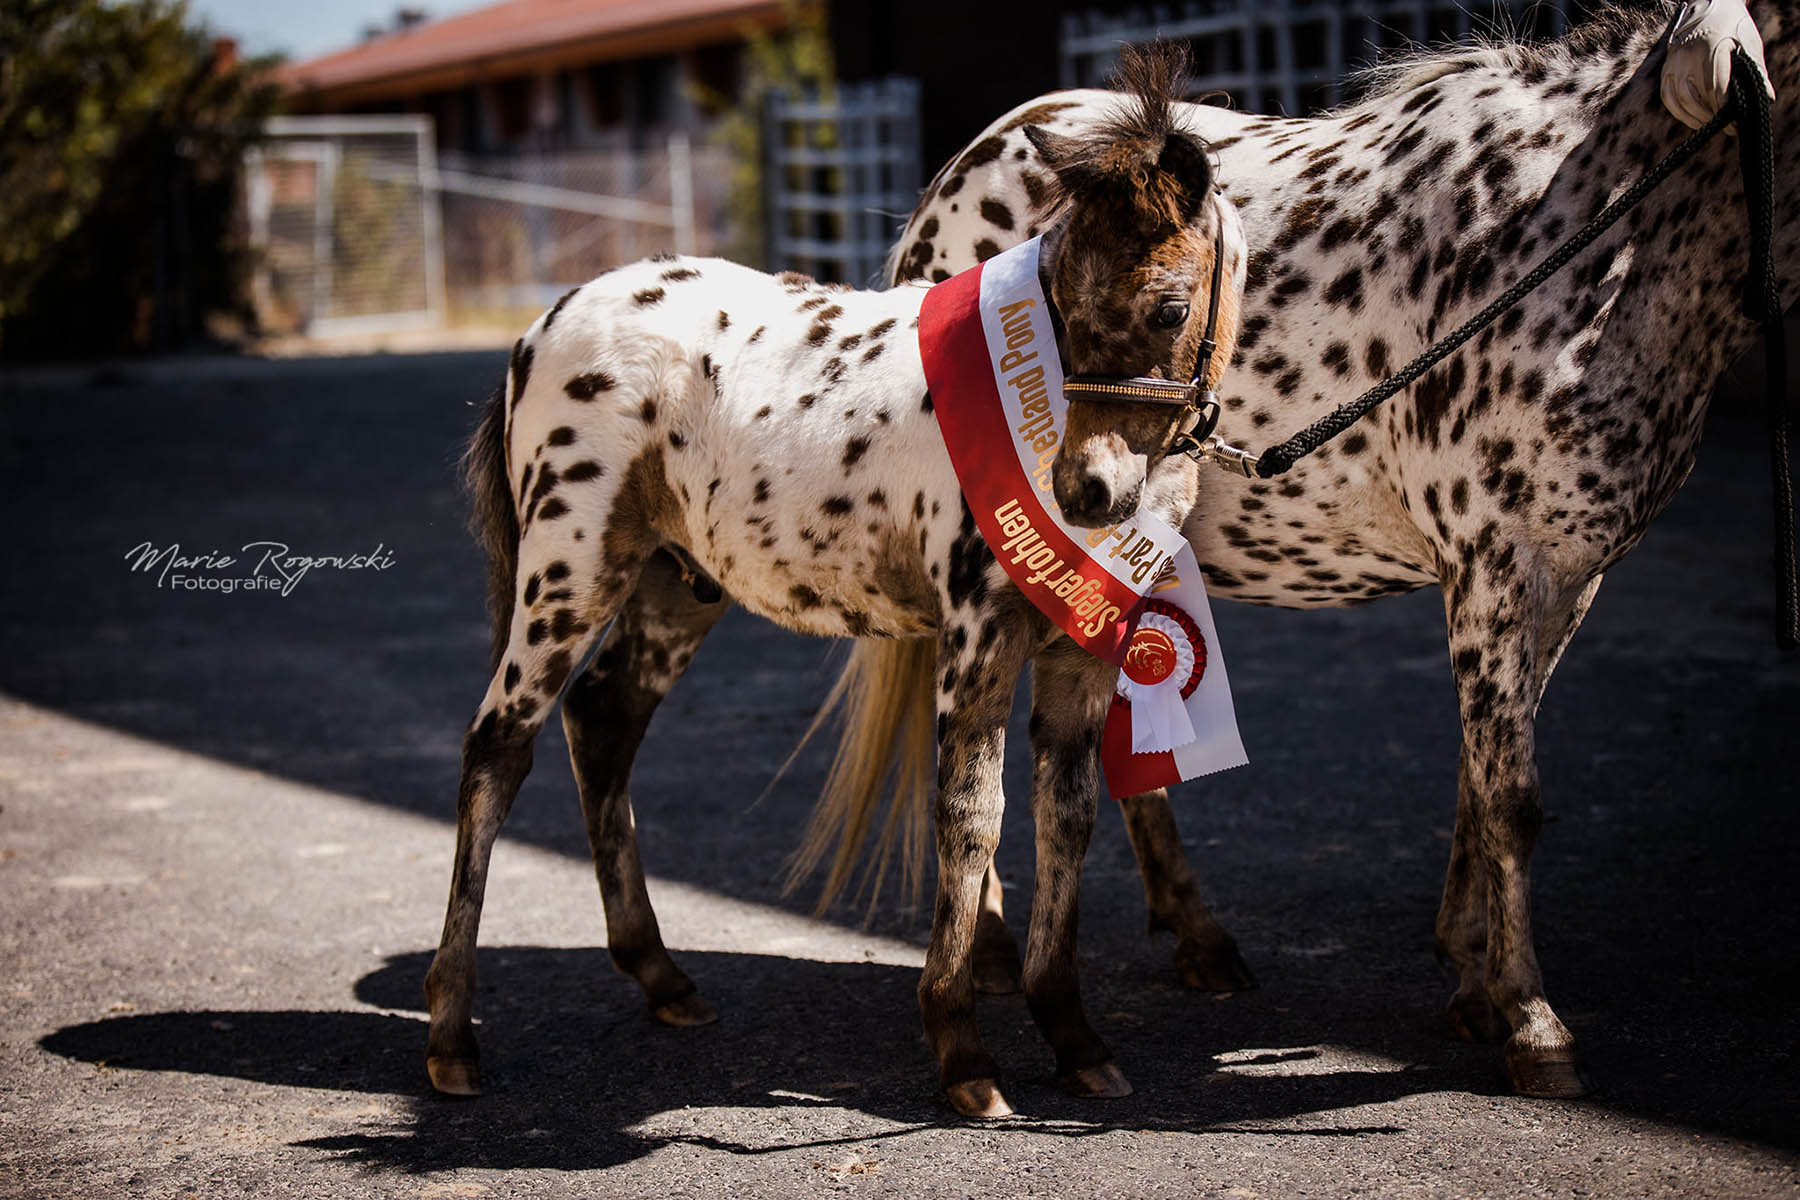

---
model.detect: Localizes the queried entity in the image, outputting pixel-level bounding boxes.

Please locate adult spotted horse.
[425,50,1248,1117]
[874,0,1795,1099]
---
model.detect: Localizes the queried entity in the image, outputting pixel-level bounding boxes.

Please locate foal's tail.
[784,638,937,915]
[464,380,518,672]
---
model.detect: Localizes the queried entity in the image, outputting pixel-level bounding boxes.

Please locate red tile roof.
[280,0,783,105]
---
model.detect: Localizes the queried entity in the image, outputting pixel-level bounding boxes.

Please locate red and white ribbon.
[1116,597,1205,753]
[918,237,1247,793]
[1100,541,1248,796]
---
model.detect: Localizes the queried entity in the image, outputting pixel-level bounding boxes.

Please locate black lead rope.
[1732,55,1800,649]
[1227,50,1796,649]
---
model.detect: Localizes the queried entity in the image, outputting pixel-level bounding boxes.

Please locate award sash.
[918,237,1247,792]
[918,237,1186,659]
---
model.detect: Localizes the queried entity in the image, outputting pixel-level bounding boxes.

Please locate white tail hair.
[783,638,936,914]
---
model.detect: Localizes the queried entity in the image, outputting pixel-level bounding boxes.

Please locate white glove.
[1662,0,1775,130]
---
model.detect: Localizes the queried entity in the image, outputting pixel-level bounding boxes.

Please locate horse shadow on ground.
[41,938,1800,1173]
[41,945,1473,1173]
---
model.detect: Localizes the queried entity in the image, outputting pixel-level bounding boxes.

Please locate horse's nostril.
[1080,475,1110,516]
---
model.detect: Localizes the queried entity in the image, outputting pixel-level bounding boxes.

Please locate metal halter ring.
[1169,391,1222,457]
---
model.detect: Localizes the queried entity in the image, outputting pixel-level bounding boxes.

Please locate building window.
[687,42,742,116]
[632,55,676,128]
[584,63,625,128]
[492,76,534,141]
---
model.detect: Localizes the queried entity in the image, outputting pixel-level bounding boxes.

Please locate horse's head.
[1028,44,1246,529]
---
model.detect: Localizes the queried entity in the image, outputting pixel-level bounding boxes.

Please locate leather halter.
[1060,214,1227,459]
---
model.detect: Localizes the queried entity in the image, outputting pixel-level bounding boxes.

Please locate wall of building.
[315,45,737,159]
[830,2,1069,180]
[832,0,1617,178]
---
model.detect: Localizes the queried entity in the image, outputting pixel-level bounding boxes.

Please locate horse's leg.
[562,551,728,1026]
[423,539,640,1096]
[1436,569,1599,1099]
[1023,638,1130,1098]
[1435,753,1507,1045]
[971,861,1024,994]
[920,612,1034,1118]
[1437,574,1602,1048]
[1116,789,1256,991]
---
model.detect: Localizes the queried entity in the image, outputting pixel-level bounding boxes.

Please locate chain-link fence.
[437,137,730,316]
[245,115,731,336]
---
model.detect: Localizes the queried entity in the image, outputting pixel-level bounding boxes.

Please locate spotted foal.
[424,49,1248,1117]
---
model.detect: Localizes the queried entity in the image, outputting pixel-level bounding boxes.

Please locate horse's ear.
[1157,130,1214,218]
[1023,124,1081,168]
[1024,123,1107,197]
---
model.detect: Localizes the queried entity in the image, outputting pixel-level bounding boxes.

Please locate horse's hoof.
[944,1078,1014,1118]
[1061,1061,1133,1099]
[1174,936,1257,993]
[652,992,719,1027]
[1505,1042,1585,1099]
[427,1056,483,1097]
[1448,993,1508,1044]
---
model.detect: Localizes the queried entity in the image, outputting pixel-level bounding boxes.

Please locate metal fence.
[245,115,728,336]
[763,77,922,287]
[1061,0,1576,116]
[245,115,447,337]
[433,137,727,315]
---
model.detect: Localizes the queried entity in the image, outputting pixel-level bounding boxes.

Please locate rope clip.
[1173,394,1259,476]
[1187,434,1262,477]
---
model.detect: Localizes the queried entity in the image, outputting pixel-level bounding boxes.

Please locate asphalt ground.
[1,350,1796,1198]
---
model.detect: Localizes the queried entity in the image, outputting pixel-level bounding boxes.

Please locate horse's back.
[668,278,959,639]
[510,256,961,640]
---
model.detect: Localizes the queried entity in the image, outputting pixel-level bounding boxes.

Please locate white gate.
[245,115,447,337]
[764,78,922,287]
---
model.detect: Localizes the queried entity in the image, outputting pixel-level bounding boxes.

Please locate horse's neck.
[1229,6,1798,414]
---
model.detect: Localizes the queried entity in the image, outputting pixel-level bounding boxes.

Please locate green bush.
[0,0,279,358]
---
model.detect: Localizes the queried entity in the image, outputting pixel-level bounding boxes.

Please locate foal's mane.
[1095,41,1191,152]
[1034,42,1214,225]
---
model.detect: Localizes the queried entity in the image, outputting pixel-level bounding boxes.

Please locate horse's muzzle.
[1052,459,1143,529]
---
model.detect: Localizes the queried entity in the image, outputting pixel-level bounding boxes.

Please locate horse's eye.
[1152,302,1189,329]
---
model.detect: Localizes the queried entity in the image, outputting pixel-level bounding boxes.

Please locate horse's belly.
[1184,474,1437,609]
[730,563,939,639]
[699,520,944,639]
[668,438,959,640]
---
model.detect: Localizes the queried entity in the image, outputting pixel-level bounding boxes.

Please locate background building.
[280,0,781,154]
[256,0,1583,336]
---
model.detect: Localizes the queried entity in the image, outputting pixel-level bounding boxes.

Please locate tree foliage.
[0,0,280,357]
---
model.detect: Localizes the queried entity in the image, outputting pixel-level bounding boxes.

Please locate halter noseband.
[1060,216,1228,459]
